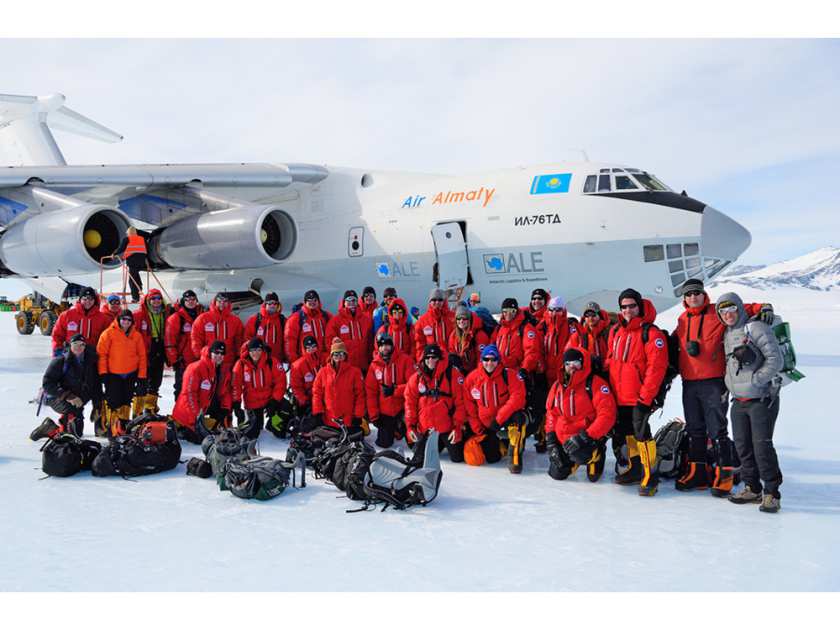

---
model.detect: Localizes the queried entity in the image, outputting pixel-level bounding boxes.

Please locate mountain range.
[711,246,840,291]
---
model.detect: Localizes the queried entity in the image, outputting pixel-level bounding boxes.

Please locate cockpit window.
[634,172,670,191]
[583,175,597,193]
[614,175,639,190]
[597,174,611,192]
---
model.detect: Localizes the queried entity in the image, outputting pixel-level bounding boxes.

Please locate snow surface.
[1,286,839,592]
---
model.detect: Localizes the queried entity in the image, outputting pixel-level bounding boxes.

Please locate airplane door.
[431,222,468,290]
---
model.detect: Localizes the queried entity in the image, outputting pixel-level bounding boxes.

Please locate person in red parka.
[375,297,415,361]
[545,347,616,482]
[523,287,550,324]
[51,286,111,357]
[540,296,578,385]
[365,333,415,448]
[170,340,232,443]
[132,288,173,415]
[670,278,772,495]
[288,335,321,419]
[310,337,365,431]
[606,288,669,496]
[231,337,288,439]
[492,297,542,373]
[413,288,455,363]
[326,289,372,373]
[243,291,286,364]
[284,289,332,364]
[404,344,466,463]
[463,344,528,473]
[566,301,611,369]
[101,294,123,321]
[165,289,205,399]
[190,293,244,371]
[448,304,490,374]
[360,286,378,318]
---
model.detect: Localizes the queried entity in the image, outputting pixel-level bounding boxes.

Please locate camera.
[686,340,701,357]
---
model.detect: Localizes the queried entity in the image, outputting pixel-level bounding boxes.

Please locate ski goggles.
[717,304,738,315]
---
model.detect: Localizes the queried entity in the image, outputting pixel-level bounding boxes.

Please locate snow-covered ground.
[1,264,839,591]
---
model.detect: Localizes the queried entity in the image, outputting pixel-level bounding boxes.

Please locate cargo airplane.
[0,93,751,318]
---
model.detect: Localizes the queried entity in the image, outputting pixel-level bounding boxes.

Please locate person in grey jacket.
[717,292,784,513]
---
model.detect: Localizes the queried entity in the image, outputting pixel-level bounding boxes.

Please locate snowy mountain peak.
[712,246,840,291]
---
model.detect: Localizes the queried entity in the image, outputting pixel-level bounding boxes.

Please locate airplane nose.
[700,206,751,277]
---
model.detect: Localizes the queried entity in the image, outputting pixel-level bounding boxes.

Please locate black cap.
[118,309,134,321]
[264,292,279,302]
[563,348,584,364]
[362,286,376,297]
[209,340,226,355]
[531,288,549,301]
[304,289,320,302]
[80,287,96,299]
[502,297,519,310]
[302,335,318,349]
[376,333,394,347]
[247,337,264,351]
[422,344,443,360]
[680,278,705,295]
[69,333,86,344]
[618,288,644,316]
[383,287,397,298]
[343,289,358,300]
[182,289,197,300]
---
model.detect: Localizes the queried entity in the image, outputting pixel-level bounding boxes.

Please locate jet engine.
[148,205,296,270]
[0,205,130,276]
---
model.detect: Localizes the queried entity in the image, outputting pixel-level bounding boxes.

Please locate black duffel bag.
[41,433,102,477]
[92,418,181,477]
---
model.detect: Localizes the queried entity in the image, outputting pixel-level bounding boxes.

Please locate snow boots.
[759,494,781,513]
[30,413,82,441]
[711,438,736,497]
[507,422,526,474]
[637,438,659,496]
[102,403,132,437]
[728,486,762,504]
[30,417,61,441]
[614,436,643,485]
[132,393,158,418]
[586,441,607,482]
[676,436,709,491]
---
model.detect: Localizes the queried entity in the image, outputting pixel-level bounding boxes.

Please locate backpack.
[202,427,257,482]
[221,452,306,500]
[653,419,688,479]
[309,425,364,481]
[286,425,361,465]
[41,433,102,477]
[747,316,805,384]
[351,430,443,512]
[343,444,378,500]
[91,416,181,478]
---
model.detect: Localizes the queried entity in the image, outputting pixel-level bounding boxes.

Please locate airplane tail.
[0,93,123,167]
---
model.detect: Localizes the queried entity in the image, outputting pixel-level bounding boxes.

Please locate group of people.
[32,278,786,513]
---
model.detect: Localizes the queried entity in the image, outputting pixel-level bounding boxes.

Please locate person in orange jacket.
[413,288,455,363]
[566,301,611,371]
[463,344,529,473]
[448,304,490,374]
[100,294,123,321]
[671,278,772,496]
[326,289,372,373]
[132,288,173,415]
[545,347,616,482]
[375,298,415,360]
[170,340,232,443]
[285,289,333,363]
[365,333,415,448]
[190,293,244,371]
[231,337,288,439]
[243,292,286,364]
[310,337,365,432]
[164,289,205,399]
[404,344,466,463]
[51,286,111,357]
[606,288,669,496]
[96,309,147,436]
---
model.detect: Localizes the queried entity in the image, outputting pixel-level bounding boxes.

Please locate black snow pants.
[731,397,783,498]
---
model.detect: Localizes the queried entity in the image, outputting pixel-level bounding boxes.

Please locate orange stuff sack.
[464,433,487,466]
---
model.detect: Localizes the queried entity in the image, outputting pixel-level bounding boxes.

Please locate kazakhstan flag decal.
[530,173,572,195]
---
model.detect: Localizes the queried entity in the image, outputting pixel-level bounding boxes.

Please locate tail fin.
[0,93,122,166]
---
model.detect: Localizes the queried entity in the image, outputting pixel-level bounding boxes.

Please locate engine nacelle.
[0,205,130,276]
[149,205,296,270]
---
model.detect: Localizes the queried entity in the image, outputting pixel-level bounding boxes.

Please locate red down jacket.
[404,362,465,440]
[365,351,415,419]
[165,302,205,366]
[539,309,577,383]
[171,346,233,430]
[413,302,455,362]
[326,306,372,372]
[492,310,542,372]
[52,295,111,354]
[463,365,527,435]
[244,304,286,363]
[232,348,288,410]
[311,360,365,428]
[190,300,244,368]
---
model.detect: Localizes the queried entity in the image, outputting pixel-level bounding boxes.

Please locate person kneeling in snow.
[310,337,366,433]
[171,340,232,443]
[462,344,528,472]
[545,348,616,482]
[232,338,287,439]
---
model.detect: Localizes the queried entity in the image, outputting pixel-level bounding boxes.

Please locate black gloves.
[563,430,595,465]
[134,378,147,397]
[232,403,244,425]
[759,304,774,326]
[545,432,558,449]
[486,420,500,434]
[381,383,395,397]
[264,399,280,417]
[351,417,363,428]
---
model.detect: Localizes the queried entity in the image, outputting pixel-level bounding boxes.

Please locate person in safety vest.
[96,309,147,437]
[545,348,616,482]
[462,344,529,473]
[165,290,205,399]
[51,286,111,357]
[606,288,668,496]
[171,340,232,444]
[413,288,455,363]
[448,304,490,374]
[231,337,287,439]
[285,289,332,363]
[310,337,365,432]
[101,294,123,321]
[243,292,286,363]
[326,289,372,373]
[404,344,466,464]
[132,288,172,416]
[190,293,244,371]
[375,297,415,361]
[366,333,415,448]
[117,226,148,303]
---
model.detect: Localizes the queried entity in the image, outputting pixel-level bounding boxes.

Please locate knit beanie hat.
[330,337,347,355]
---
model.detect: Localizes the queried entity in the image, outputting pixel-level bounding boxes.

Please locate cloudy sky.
[1,38,837,264]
